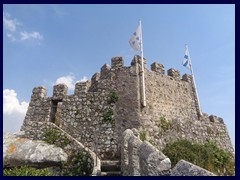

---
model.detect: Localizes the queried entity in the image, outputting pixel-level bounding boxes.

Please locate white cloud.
[3,11,20,32]
[6,33,16,41]
[55,75,76,90]
[55,75,88,91]
[77,76,88,83]
[3,11,43,43]
[20,31,43,41]
[3,89,29,133]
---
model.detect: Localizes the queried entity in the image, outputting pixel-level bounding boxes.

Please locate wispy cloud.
[3,11,20,32]
[20,31,43,41]
[56,75,76,90]
[3,89,29,132]
[77,76,88,83]
[6,33,16,41]
[55,74,88,91]
[3,11,43,43]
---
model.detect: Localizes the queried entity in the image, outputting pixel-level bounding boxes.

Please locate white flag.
[129,24,141,51]
[182,47,191,70]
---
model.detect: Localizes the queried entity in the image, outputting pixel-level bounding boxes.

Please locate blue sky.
[3,4,235,148]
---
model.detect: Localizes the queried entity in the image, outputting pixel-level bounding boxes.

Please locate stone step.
[101,165,120,172]
[101,171,121,176]
[101,160,120,166]
[101,160,121,172]
[101,160,121,176]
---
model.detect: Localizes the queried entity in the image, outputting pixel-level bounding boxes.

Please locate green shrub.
[108,91,119,104]
[140,128,147,141]
[103,108,115,124]
[159,115,173,136]
[162,140,235,176]
[43,128,70,148]
[62,150,93,176]
[4,166,51,176]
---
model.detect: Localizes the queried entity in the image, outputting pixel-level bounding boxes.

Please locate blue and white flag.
[129,24,141,51]
[182,47,191,70]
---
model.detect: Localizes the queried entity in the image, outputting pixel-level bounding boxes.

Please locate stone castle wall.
[138,62,234,154]
[21,57,142,160]
[21,56,234,160]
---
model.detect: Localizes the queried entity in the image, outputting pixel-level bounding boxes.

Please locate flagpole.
[186,44,202,116]
[140,19,146,107]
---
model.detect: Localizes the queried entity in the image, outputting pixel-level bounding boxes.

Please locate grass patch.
[162,140,235,176]
[43,128,70,148]
[140,128,147,141]
[62,150,93,176]
[4,166,51,176]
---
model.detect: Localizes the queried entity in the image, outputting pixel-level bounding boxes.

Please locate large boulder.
[3,132,68,168]
[138,141,171,176]
[171,160,216,176]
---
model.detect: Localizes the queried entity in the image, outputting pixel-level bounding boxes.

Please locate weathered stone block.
[128,135,142,175]
[133,55,147,69]
[209,115,217,123]
[100,64,111,79]
[182,73,192,82]
[3,132,68,168]
[32,86,47,99]
[121,129,134,176]
[151,62,165,74]
[138,141,171,176]
[171,160,216,176]
[217,117,224,124]
[74,81,91,94]
[91,72,100,83]
[167,68,180,80]
[52,84,68,101]
[111,57,124,69]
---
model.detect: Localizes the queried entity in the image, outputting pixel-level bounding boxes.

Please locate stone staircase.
[101,160,121,176]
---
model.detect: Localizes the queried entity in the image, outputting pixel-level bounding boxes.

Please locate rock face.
[139,141,171,176]
[171,160,216,176]
[3,132,68,168]
[121,129,171,176]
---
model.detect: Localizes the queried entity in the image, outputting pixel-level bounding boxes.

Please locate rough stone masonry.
[21,55,234,160]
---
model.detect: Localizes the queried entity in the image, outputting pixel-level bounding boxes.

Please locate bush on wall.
[162,139,235,176]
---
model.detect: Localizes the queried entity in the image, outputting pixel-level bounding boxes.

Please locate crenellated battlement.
[30,56,225,126]
[31,86,47,99]
[22,55,234,157]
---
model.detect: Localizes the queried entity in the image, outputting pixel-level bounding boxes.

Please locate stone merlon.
[52,84,68,101]
[111,56,124,69]
[167,68,181,80]
[151,62,165,74]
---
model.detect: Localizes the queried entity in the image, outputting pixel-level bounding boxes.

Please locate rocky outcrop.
[171,160,216,176]
[139,141,171,176]
[3,132,68,168]
[121,129,171,176]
